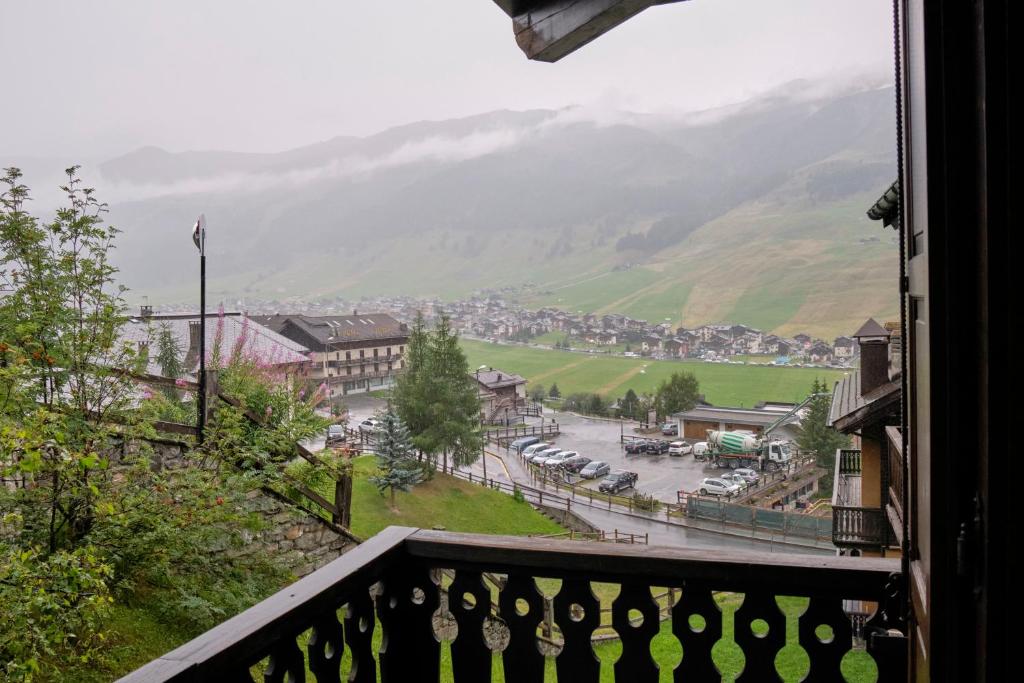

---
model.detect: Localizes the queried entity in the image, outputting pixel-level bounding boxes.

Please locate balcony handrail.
[120,527,901,683]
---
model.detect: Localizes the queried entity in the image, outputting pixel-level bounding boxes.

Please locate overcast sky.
[1,0,893,160]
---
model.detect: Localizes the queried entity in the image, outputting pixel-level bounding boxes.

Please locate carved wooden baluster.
[344,589,377,683]
[552,578,601,683]
[865,572,908,683]
[308,609,345,683]
[798,596,852,683]
[733,591,786,683]
[671,582,722,682]
[449,569,493,682]
[377,566,441,683]
[497,573,545,683]
[611,582,661,683]
[264,633,306,683]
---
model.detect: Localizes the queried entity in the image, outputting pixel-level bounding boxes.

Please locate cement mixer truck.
[700,430,795,471]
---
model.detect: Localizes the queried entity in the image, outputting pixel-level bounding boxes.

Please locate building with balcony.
[829,319,903,557]
[255,313,409,399]
[120,1,1011,680]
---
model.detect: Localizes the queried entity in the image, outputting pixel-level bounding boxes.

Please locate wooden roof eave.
[832,384,901,434]
[493,0,689,62]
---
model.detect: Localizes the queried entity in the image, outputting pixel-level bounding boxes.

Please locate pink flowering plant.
[203,315,328,469]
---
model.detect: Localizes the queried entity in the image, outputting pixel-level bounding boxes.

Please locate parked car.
[661,423,679,436]
[644,440,669,455]
[325,424,347,445]
[692,441,709,458]
[562,454,592,473]
[732,468,760,485]
[668,441,692,456]
[531,447,562,464]
[521,442,550,458]
[697,477,741,496]
[624,439,647,454]
[599,470,639,493]
[544,451,576,468]
[358,417,381,433]
[720,473,749,489]
[509,436,540,453]
[579,461,611,479]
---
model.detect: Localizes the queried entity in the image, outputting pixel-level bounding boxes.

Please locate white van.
[692,441,709,457]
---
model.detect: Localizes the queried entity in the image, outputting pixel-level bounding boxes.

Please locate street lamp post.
[192,214,207,444]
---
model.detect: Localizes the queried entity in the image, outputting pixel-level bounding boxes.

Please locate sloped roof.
[829,370,901,432]
[123,314,309,378]
[474,368,527,389]
[853,318,890,339]
[256,314,407,346]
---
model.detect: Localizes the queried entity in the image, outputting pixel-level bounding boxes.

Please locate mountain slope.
[100,83,899,337]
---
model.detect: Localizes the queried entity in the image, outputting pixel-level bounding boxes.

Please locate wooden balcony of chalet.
[120,527,906,682]
[832,449,891,550]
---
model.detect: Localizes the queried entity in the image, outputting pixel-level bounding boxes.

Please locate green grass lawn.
[296,455,564,539]
[462,339,847,406]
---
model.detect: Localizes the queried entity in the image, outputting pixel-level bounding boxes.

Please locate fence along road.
[446,446,832,555]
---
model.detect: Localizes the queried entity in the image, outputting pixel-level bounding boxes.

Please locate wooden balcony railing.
[120,527,906,682]
[832,448,863,509]
[833,506,891,548]
[886,426,905,526]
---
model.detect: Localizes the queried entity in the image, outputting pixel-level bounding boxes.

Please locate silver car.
[732,468,760,485]
[543,450,576,468]
[521,442,550,458]
[579,460,611,479]
[697,477,741,496]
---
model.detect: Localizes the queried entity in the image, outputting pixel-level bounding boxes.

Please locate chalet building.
[473,367,528,424]
[123,309,310,381]
[254,313,409,398]
[834,335,856,359]
[807,341,834,363]
[671,404,802,442]
[829,318,902,558]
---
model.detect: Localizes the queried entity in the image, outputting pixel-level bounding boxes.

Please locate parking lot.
[535,411,721,502]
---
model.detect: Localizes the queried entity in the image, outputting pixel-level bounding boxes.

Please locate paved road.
[463,443,829,556]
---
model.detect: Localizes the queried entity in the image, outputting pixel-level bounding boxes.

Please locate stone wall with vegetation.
[241,490,356,577]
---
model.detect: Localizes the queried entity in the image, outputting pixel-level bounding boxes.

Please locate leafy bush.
[631,491,660,512]
[0,544,112,681]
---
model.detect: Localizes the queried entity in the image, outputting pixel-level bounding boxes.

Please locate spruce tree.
[368,410,423,509]
[394,311,431,456]
[427,316,482,469]
[548,383,561,399]
[796,378,849,494]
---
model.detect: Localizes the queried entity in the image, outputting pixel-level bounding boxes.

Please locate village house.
[473,367,528,425]
[828,317,902,558]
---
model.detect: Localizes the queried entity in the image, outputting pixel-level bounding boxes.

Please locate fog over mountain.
[95,81,896,336]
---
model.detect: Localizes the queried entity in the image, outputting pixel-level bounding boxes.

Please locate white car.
[697,477,741,496]
[521,442,550,458]
[358,417,381,433]
[544,451,576,468]
[668,441,692,456]
[531,447,562,464]
[692,441,709,457]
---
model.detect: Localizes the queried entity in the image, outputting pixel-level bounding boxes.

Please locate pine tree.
[155,323,184,400]
[419,316,482,470]
[548,383,561,399]
[797,378,849,494]
[394,311,432,458]
[368,410,423,509]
